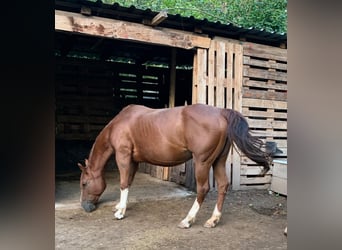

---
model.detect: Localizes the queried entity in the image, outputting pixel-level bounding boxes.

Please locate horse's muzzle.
[81,201,96,212]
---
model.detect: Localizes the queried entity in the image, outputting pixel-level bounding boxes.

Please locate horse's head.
[78,159,106,212]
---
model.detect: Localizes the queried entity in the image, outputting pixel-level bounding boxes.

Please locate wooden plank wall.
[55,56,169,140]
[192,38,287,191]
[55,57,116,140]
[237,42,287,190]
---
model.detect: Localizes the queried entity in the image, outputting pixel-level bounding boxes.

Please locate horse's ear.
[78,162,86,172]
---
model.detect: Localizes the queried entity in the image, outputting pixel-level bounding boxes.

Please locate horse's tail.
[224,109,270,176]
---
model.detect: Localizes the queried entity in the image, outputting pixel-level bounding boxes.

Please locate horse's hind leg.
[204,148,230,228]
[178,159,210,229]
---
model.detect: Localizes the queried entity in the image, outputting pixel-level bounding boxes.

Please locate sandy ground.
[55,171,287,250]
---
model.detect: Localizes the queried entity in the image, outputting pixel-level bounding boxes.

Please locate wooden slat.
[240,165,273,175]
[240,175,272,185]
[247,119,287,129]
[243,79,287,91]
[243,56,287,70]
[242,108,287,119]
[238,184,270,190]
[243,42,287,62]
[55,10,211,50]
[196,48,208,104]
[244,67,287,82]
[243,88,287,101]
[242,98,287,109]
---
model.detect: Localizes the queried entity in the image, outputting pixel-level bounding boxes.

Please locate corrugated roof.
[55,0,287,47]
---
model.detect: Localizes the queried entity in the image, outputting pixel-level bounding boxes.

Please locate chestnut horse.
[78,104,271,228]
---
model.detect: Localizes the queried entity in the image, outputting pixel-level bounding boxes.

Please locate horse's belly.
[133,148,192,166]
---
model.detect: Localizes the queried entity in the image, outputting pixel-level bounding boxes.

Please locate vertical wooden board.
[225,43,234,109]
[216,41,226,108]
[233,43,243,112]
[169,48,177,108]
[207,41,216,106]
[185,159,196,191]
[196,48,208,104]
[232,43,243,190]
[192,53,198,104]
[156,166,164,180]
[270,176,287,195]
[162,167,170,181]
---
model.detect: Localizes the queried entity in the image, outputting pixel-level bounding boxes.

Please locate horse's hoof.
[204,219,219,228]
[177,220,191,229]
[203,222,217,228]
[114,213,124,220]
[114,209,125,220]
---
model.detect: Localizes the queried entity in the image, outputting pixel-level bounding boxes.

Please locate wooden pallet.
[55,56,170,140]
[235,42,287,190]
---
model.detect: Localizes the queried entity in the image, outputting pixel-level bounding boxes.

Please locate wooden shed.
[55,0,287,191]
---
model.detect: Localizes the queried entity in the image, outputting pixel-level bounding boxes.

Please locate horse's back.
[109,104,228,165]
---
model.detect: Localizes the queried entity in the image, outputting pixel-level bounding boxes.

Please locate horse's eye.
[82,182,87,187]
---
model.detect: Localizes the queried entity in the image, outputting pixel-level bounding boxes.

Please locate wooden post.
[232,43,243,190]
[168,48,176,108]
[162,48,177,181]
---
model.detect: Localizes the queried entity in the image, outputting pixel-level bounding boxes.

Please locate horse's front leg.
[114,157,138,220]
[114,188,129,219]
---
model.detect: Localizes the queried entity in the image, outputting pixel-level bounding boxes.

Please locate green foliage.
[95,0,287,34]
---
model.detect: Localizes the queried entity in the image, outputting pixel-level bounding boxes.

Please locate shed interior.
[55,30,194,175]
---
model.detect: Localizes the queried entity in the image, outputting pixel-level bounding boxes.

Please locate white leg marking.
[114,188,129,220]
[204,204,222,228]
[178,199,200,228]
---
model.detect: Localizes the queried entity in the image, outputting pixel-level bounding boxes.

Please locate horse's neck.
[88,132,113,175]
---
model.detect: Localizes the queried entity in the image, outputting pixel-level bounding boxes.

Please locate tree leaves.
[94,0,287,34]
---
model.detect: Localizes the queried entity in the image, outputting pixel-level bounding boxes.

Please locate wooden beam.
[144,10,168,26]
[152,10,168,26]
[55,10,210,50]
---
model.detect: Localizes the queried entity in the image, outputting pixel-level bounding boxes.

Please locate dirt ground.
[55,172,287,250]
